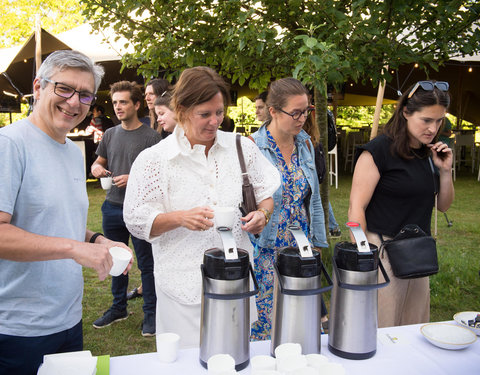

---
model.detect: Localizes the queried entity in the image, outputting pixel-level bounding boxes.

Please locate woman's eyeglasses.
[42,78,96,106]
[278,106,314,121]
[407,81,449,99]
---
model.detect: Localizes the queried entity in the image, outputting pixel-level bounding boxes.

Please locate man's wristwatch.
[257,208,272,225]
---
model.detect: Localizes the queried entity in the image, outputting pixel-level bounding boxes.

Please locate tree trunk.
[314,84,329,236]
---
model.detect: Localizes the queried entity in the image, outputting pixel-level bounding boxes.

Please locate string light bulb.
[468,67,473,73]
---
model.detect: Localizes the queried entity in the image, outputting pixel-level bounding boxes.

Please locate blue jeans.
[0,320,82,375]
[102,200,156,316]
[328,203,339,231]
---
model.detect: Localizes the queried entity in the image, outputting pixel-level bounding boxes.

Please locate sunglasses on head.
[407,81,449,99]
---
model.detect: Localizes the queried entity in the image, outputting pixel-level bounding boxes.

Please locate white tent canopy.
[0,23,133,71]
[55,23,134,63]
[0,24,138,98]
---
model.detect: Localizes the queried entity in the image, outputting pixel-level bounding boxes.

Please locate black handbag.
[235,134,257,214]
[379,157,440,279]
[380,224,438,279]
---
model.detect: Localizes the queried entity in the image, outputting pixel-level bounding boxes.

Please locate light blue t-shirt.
[0,119,88,336]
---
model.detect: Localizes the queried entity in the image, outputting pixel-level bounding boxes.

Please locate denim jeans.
[0,320,82,375]
[328,203,339,231]
[101,200,156,316]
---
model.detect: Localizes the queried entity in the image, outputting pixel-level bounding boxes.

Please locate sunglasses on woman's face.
[407,81,449,99]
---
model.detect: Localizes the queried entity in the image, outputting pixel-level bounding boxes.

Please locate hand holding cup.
[109,246,132,276]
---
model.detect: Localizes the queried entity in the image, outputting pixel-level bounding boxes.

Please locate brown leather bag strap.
[305,139,311,152]
[236,134,250,186]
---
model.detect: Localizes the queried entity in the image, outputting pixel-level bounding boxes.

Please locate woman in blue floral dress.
[250,78,328,340]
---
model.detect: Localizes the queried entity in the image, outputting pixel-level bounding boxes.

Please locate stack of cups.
[275,343,307,374]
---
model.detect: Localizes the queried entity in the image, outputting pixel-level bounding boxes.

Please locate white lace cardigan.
[124,127,280,305]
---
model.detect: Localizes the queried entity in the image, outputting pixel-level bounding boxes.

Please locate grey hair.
[36,50,105,92]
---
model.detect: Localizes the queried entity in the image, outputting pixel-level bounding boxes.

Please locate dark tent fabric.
[1,28,71,97]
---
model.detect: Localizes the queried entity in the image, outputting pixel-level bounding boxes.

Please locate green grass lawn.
[82,170,480,357]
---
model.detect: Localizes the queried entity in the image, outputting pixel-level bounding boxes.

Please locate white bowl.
[453,311,480,336]
[420,323,477,350]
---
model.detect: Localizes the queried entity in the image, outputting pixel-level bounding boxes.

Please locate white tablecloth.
[110,322,480,374]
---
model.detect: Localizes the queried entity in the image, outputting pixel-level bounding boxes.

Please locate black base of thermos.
[199,358,250,371]
[328,344,376,360]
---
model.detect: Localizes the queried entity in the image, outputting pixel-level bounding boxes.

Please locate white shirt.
[124,127,280,305]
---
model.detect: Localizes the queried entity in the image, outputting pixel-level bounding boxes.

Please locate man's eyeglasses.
[407,81,449,99]
[42,78,96,106]
[278,106,314,121]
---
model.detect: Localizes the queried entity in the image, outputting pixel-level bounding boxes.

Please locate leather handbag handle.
[236,134,250,187]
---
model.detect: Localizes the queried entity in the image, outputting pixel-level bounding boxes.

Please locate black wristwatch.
[89,232,104,243]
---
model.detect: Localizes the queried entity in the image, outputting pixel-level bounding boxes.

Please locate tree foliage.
[0,0,85,48]
[337,105,395,127]
[81,0,480,230]
[81,0,480,89]
[228,97,259,126]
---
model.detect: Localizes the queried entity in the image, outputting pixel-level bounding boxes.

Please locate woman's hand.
[428,142,455,212]
[180,206,214,231]
[150,207,214,236]
[428,142,453,173]
[241,210,266,235]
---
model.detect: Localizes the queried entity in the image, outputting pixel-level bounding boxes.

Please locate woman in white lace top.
[123,66,280,348]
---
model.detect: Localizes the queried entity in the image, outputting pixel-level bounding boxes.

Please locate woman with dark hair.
[154,91,177,135]
[250,78,328,340]
[144,78,171,132]
[348,81,454,327]
[123,67,279,348]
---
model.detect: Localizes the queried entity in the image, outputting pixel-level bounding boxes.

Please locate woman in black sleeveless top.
[348,81,454,327]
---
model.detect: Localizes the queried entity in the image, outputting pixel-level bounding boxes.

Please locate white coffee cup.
[274,343,302,359]
[251,371,281,375]
[305,353,329,369]
[276,355,307,374]
[100,177,113,190]
[288,366,318,375]
[214,207,235,229]
[156,332,180,363]
[108,247,132,277]
[207,353,235,374]
[321,362,346,375]
[250,355,276,371]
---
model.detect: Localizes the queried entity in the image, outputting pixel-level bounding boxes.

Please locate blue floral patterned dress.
[251,129,312,341]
